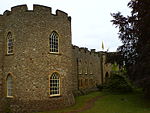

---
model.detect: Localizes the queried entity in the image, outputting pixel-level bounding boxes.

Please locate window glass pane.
[50,73,60,96]
[7,75,13,97]
[7,32,14,54]
[49,31,59,53]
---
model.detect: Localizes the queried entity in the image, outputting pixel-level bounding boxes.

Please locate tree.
[131,0,150,98]
[110,11,138,68]
[111,0,150,97]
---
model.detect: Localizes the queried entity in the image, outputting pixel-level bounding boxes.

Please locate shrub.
[103,73,133,93]
[96,84,104,91]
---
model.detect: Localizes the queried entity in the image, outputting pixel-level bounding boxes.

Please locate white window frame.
[6,74,13,98]
[49,31,59,53]
[49,72,60,97]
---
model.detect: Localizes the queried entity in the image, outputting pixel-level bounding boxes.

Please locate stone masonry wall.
[0,14,5,113]
[0,4,114,113]
[72,46,102,94]
[100,52,112,83]
[72,46,113,94]
[1,4,75,113]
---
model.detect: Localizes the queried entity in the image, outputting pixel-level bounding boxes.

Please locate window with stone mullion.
[7,75,13,97]
[50,32,58,53]
[50,73,60,96]
[7,33,14,54]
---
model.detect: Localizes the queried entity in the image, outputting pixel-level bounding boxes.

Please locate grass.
[35,92,102,113]
[83,91,150,113]
[35,91,150,113]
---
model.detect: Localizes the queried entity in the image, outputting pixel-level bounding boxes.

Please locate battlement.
[2,4,70,20]
[11,4,28,12]
[33,4,51,13]
[72,45,99,57]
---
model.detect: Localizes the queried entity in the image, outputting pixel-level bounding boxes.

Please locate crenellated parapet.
[72,45,99,57]
[11,4,28,13]
[2,4,71,21]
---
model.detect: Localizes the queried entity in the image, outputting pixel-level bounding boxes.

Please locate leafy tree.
[111,0,150,97]
[132,0,150,98]
[106,52,124,67]
[110,11,138,68]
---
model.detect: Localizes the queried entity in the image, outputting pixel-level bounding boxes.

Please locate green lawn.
[35,91,150,113]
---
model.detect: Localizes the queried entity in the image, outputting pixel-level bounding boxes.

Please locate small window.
[90,62,93,74]
[78,59,82,74]
[6,74,13,97]
[79,79,83,88]
[85,61,88,74]
[49,31,59,53]
[49,72,60,96]
[7,32,14,54]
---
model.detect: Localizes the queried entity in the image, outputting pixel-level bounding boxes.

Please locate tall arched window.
[49,72,60,96]
[49,31,59,53]
[6,74,13,97]
[7,32,14,54]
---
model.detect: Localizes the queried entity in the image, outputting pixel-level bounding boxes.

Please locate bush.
[96,84,104,91]
[103,73,133,93]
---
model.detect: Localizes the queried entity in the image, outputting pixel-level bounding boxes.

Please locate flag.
[102,41,104,50]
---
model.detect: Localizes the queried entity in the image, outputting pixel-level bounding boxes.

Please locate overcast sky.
[0,0,131,52]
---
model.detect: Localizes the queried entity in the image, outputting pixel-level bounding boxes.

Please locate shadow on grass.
[34,91,150,113]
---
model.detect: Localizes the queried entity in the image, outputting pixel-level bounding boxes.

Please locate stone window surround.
[85,61,88,75]
[78,59,82,74]
[90,62,93,74]
[49,31,59,54]
[6,32,14,55]
[6,73,13,98]
[49,72,60,97]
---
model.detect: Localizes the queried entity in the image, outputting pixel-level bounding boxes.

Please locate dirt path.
[64,95,104,113]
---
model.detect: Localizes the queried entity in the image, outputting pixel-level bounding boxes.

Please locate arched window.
[7,32,14,54]
[49,72,60,96]
[6,74,13,97]
[49,31,59,53]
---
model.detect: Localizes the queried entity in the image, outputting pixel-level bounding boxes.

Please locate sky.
[0,0,131,52]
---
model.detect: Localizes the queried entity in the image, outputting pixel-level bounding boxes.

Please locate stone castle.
[0,4,113,113]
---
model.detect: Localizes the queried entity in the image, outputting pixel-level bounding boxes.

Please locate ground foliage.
[103,72,133,93]
[36,91,150,113]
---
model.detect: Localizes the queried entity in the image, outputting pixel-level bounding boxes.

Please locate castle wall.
[99,52,113,83]
[0,4,115,113]
[72,46,102,93]
[1,4,74,113]
[0,15,5,112]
